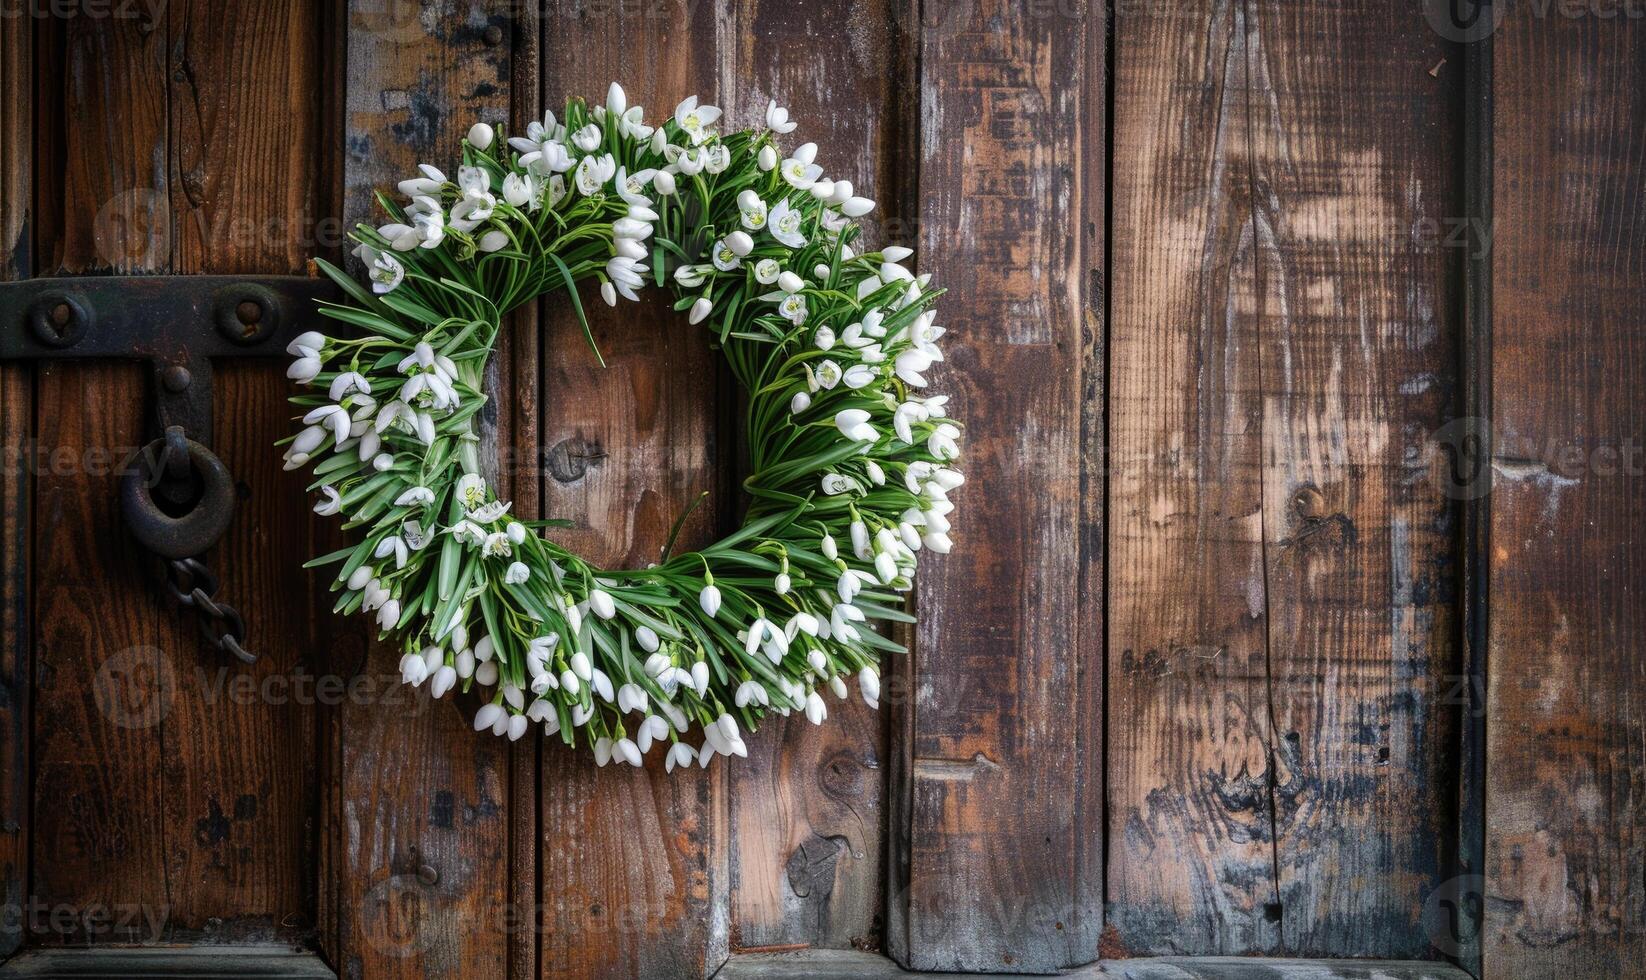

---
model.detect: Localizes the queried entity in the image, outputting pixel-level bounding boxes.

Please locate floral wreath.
[284,84,961,768]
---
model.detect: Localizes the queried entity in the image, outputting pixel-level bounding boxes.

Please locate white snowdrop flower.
[395,485,434,507]
[376,221,420,250]
[789,391,811,414]
[778,293,808,324]
[711,239,741,272]
[842,196,876,217]
[781,143,821,189]
[758,144,778,171]
[754,258,781,284]
[829,674,849,699]
[652,169,677,195]
[843,364,878,389]
[504,561,530,585]
[399,652,428,686]
[475,633,495,663]
[373,453,394,472]
[923,530,954,553]
[588,588,616,619]
[876,551,898,583]
[765,100,797,134]
[605,81,627,116]
[821,473,857,495]
[635,625,660,653]
[473,703,505,733]
[859,667,880,708]
[777,270,805,294]
[704,145,731,174]
[502,172,535,207]
[456,647,476,679]
[835,409,878,443]
[673,95,721,144]
[689,297,713,324]
[666,741,695,773]
[313,485,342,516]
[698,583,722,617]
[805,691,827,725]
[774,572,791,595]
[769,199,807,248]
[347,565,375,591]
[503,714,526,741]
[691,661,710,695]
[614,737,641,766]
[617,683,647,714]
[374,533,409,570]
[895,348,934,387]
[304,403,352,445]
[593,737,613,766]
[606,254,644,301]
[928,423,961,461]
[675,264,708,288]
[644,653,671,678]
[813,359,842,389]
[743,618,772,658]
[900,521,924,551]
[811,179,837,202]
[481,532,512,558]
[287,331,325,356]
[600,281,618,307]
[807,648,827,673]
[933,467,965,490]
[737,189,768,230]
[557,668,581,696]
[865,460,886,486]
[353,243,405,294]
[570,650,592,682]
[837,569,864,603]
[456,473,487,510]
[409,206,445,249]
[591,668,615,702]
[574,153,616,196]
[478,230,509,253]
[726,230,754,256]
[571,122,603,152]
[814,263,831,279]
[893,404,919,445]
[467,121,494,150]
[429,664,456,699]
[813,325,836,350]
[850,519,871,559]
[784,612,820,641]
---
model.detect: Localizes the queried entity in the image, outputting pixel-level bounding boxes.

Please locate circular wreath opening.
[284,83,962,768]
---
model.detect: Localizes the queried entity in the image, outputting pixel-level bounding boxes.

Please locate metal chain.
[164,556,255,664]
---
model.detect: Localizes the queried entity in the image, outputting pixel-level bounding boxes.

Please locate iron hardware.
[1,275,340,664]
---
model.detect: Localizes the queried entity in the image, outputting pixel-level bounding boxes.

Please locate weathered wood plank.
[721,0,913,954]
[1107,0,1279,955]
[334,3,513,976]
[713,950,1473,980]
[530,5,727,977]
[28,9,180,941]
[896,0,1104,971]
[1485,11,1646,978]
[0,8,32,961]
[0,946,335,978]
[160,0,325,933]
[1247,1,1459,958]
[1108,1,1460,956]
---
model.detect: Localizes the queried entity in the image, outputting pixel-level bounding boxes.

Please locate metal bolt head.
[28,292,89,349]
[161,364,193,392]
[416,864,439,885]
[213,283,280,346]
[235,300,263,326]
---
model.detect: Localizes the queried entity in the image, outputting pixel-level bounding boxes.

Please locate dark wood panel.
[1486,11,1646,978]
[894,0,1104,971]
[160,0,325,932]
[1108,0,1278,955]
[531,3,727,977]
[1247,1,1459,958]
[722,0,915,954]
[0,12,32,961]
[28,9,182,939]
[332,3,514,976]
[713,950,1473,980]
[1108,0,1460,957]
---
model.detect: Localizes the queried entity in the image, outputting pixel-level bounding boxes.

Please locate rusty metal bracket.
[0,275,340,662]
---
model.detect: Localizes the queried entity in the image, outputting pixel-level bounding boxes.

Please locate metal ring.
[122,436,237,559]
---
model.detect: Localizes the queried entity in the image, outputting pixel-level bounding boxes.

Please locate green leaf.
[548,252,606,368]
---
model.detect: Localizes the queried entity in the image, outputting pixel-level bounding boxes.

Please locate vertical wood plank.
[160,0,324,932]
[720,0,914,954]
[896,0,1105,971]
[29,9,180,939]
[336,3,513,975]
[531,4,727,976]
[0,10,32,960]
[1245,1,1459,958]
[1109,0,1461,957]
[1486,11,1646,978]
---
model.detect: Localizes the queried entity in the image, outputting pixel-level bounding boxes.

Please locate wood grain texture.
[334,3,514,976]
[713,950,1473,980]
[1485,11,1646,978]
[1108,0,1459,957]
[895,0,1104,971]
[161,0,324,934]
[531,4,727,976]
[721,0,915,954]
[0,11,32,960]
[28,9,182,942]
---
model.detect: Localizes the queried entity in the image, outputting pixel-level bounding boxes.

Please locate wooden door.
[1,3,1641,979]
